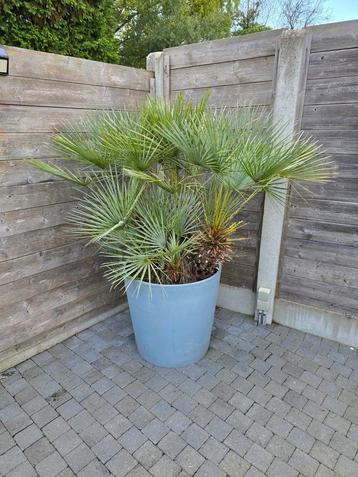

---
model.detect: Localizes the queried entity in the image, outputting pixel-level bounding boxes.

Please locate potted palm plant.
[29,96,334,367]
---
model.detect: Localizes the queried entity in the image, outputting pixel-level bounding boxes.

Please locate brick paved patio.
[1,308,358,477]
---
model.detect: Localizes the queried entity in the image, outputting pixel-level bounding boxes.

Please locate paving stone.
[287,427,315,453]
[64,443,95,472]
[199,437,228,464]
[42,417,70,442]
[128,406,154,429]
[224,429,252,456]
[104,414,132,438]
[189,404,214,427]
[247,422,273,447]
[245,443,274,473]
[176,446,205,475]
[0,446,26,474]
[181,423,209,449]
[35,451,67,477]
[330,430,358,458]
[67,409,95,433]
[119,426,147,453]
[53,430,82,456]
[226,410,253,433]
[6,460,37,477]
[0,431,15,455]
[310,440,339,469]
[151,400,175,421]
[335,455,358,477]
[133,440,163,468]
[92,434,121,463]
[266,414,292,438]
[150,454,181,477]
[219,449,250,476]
[205,416,232,441]
[77,459,111,476]
[142,418,169,444]
[57,399,83,420]
[79,421,108,447]
[306,419,334,444]
[195,459,226,477]
[288,448,319,477]
[166,411,192,434]
[267,458,298,477]
[24,437,54,466]
[106,448,137,477]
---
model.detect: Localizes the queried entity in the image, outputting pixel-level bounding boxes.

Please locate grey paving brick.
[288,448,319,477]
[104,413,132,438]
[65,443,95,473]
[181,423,209,449]
[79,421,108,447]
[77,459,111,477]
[176,446,205,475]
[106,448,137,477]
[166,410,192,434]
[330,430,358,458]
[195,460,226,477]
[199,437,228,464]
[224,429,252,456]
[245,443,274,473]
[0,430,15,455]
[134,440,162,469]
[150,454,181,477]
[266,414,292,438]
[335,455,358,477]
[287,427,315,453]
[0,446,26,474]
[158,431,186,458]
[142,418,169,444]
[43,416,70,442]
[226,410,253,433]
[267,458,298,477]
[204,415,231,441]
[219,449,250,476]
[306,419,334,444]
[35,451,67,477]
[310,440,339,469]
[119,426,147,453]
[53,430,82,456]
[247,422,273,447]
[7,460,37,477]
[92,434,121,463]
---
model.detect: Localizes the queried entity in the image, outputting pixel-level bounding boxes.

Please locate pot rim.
[125,265,222,289]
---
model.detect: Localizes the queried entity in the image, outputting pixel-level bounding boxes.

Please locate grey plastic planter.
[125,267,221,368]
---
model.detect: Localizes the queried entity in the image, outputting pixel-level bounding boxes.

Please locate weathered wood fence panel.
[162,29,282,291]
[278,21,358,319]
[0,47,152,370]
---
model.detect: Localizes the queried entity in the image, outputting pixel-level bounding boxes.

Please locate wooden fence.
[153,29,284,292]
[149,20,358,344]
[1,20,357,369]
[278,22,358,318]
[0,47,152,370]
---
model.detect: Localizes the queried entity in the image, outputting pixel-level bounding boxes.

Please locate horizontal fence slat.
[287,218,358,247]
[171,56,274,90]
[0,242,94,285]
[172,81,273,107]
[302,103,358,130]
[309,20,358,52]
[305,76,358,105]
[164,29,282,69]
[6,46,152,90]
[0,76,148,110]
[308,48,358,80]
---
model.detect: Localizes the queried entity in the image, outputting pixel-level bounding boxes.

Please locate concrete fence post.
[255,30,311,325]
[146,51,170,99]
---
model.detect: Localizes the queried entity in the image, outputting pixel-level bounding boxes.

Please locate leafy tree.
[232,0,271,36]
[0,0,120,63]
[116,0,235,67]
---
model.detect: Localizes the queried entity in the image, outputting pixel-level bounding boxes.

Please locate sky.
[327,0,358,22]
